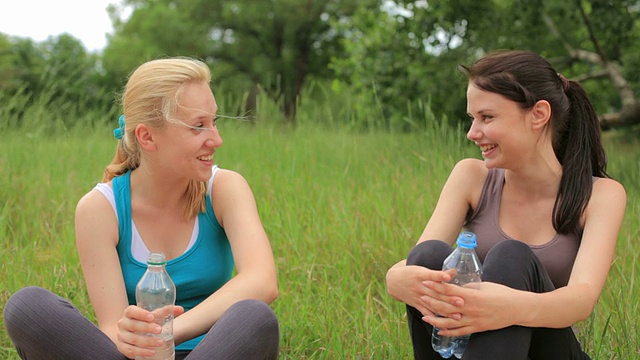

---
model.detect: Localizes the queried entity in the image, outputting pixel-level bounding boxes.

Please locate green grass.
[1,120,639,359]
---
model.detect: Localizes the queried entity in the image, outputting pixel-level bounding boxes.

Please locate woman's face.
[154,81,223,182]
[466,82,533,169]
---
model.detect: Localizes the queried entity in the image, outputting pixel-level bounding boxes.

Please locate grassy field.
[1,119,639,359]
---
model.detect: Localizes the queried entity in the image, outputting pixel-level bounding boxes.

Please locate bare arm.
[415,158,486,245]
[172,169,278,345]
[75,189,128,343]
[76,189,163,358]
[386,159,486,314]
[518,177,627,327]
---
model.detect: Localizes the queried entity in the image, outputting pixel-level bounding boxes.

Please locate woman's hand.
[420,281,518,336]
[386,262,460,318]
[115,305,185,359]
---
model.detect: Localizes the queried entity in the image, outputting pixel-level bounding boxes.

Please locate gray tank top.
[464,168,581,288]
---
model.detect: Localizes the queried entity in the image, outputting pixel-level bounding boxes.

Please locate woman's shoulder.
[75,183,119,248]
[209,168,260,228]
[453,158,488,173]
[210,168,254,202]
[76,182,114,214]
[449,158,490,208]
[212,168,249,188]
[583,177,627,226]
[591,177,627,205]
[450,158,489,186]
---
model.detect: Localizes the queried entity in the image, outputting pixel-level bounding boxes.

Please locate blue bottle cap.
[456,231,477,249]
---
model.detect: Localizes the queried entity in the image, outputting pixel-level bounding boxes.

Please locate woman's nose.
[467,121,480,141]
[205,129,223,148]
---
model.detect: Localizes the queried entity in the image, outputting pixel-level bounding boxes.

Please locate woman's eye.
[185,117,218,131]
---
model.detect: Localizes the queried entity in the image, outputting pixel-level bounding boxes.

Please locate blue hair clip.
[113,115,125,140]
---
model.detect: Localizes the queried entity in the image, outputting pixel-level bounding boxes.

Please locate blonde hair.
[103,57,212,219]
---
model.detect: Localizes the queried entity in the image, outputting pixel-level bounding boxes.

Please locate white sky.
[0,0,120,52]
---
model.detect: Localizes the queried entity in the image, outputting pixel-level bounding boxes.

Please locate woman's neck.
[129,164,190,210]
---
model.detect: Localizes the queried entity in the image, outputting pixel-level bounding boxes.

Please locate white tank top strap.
[208,165,219,196]
[93,183,117,221]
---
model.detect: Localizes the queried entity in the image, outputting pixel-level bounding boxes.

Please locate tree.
[331,0,640,130]
[39,35,103,108]
[330,0,482,130]
[0,34,103,123]
[0,34,22,93]
[542,0,640,129]
[102,0,359,123]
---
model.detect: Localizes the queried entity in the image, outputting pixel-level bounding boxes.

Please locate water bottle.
[431,231,482,359]
[135,252,176,360]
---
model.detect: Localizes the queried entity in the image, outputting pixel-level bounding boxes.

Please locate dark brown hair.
[461,50,608,236]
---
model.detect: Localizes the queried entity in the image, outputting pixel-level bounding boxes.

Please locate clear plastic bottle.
[135,252,176,360]
[431,231,482,359]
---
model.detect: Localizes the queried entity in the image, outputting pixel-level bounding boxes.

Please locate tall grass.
[1,96,639,359]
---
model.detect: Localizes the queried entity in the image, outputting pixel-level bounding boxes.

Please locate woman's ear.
[530,100,551,130]
[135,124,157,151]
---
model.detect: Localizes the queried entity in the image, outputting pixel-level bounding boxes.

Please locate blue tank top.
[112,171,234,350]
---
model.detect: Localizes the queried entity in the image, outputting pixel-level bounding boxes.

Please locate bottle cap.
[456,231,477,249]
[147,252,167,265]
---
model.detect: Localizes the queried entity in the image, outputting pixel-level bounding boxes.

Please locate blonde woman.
[5,57,279,359]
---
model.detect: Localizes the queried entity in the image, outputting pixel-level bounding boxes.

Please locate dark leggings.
[4,286,279,360]
[406,240,590,360]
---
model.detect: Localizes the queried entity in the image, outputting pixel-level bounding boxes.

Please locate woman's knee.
[5,287,52,319]
[482,240,546,290]
[484,240,535,270]
[224,299,279,354]
[229,299,279,334]
[406,240,453,269]
[4,286,55,335]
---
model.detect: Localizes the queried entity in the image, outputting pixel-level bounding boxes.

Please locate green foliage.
[102,0,211,83]
[0,33,113,129]
[100,0,359,122]
[1,125,640,359]
[330,1,472,129]
[1,92,640,359]
[331,0,640,130]
[2,0,640,131]
[0,34,21,93]
[588,0,636,57]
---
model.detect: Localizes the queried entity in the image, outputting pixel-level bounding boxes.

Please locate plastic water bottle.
[431,231,482,359]
[135,252,176,360]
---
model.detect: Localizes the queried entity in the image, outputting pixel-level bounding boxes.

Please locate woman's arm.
[75,189,128,342]
[416,158,486,244]
[520,177,627,327]
[75,189,163,358]
[172,169,278,345]
[424,177,627,335]
[386,159,487,315]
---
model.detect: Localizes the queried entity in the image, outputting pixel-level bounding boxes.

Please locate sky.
[0,0,120,52]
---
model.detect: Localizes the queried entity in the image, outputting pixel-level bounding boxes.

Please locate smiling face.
[465,82,535,169]
[153,81,223,182]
